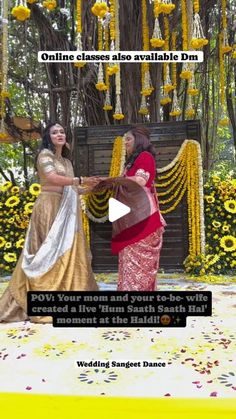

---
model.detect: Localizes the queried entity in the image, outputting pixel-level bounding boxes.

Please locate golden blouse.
[37,149,74,186]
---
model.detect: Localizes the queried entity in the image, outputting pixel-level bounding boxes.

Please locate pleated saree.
[0,149,98,323]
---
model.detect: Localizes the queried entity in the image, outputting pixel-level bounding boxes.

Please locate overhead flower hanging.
[190,1,208,49]
[154,0,175,16]
[43,0,57,11]
[218,32,229,126]
[169,89,181,117]
[150,16,165,48]
[91,1,109,19]
[185,95,195,118]
[96,62,107,91]
[141,0,153,103]
[187,76,199,96]
[138,95,149,116]
[74,0,86,68]
[221,0,231,54]
[113,0,124,120]
[11,1,31,21]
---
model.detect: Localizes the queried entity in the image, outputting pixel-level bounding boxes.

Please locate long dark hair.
[39,122,71,160]
[124,125,156,170]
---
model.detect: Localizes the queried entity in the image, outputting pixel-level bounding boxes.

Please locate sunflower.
[11,186,20,194]
[5,196,20,208]
[5,242,12,249]
[24,202,34,214]
[0,237,6,248]
[220,235,236,252]
[222,225,230,232]
[1,181,13,191]
[212,221,221,228]
[16,238,25,249]
[205,195,215,204]
[3,253,17,263]
[29,183,41,196]
[224,200,236,214]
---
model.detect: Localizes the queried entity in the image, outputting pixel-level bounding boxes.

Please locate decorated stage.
[0,274,235,398]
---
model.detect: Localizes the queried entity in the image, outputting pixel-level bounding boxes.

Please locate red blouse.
[111,151,164,254]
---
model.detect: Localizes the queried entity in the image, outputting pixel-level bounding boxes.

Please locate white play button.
[108,197,131,222]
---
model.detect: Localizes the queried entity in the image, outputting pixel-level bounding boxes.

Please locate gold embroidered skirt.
[0,190,98,323]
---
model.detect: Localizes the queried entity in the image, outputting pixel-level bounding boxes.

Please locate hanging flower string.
[190,0,208,49]
[74,0,86,68]
[221,0,231,54]
[43,1,57,11]
[140,0,153,100]
[218,32,229,126]
[113,0,124,120]
[11,0,31,21]
[0,0,8,141]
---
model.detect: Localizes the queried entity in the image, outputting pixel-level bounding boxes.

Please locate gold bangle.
[72,177,80,187]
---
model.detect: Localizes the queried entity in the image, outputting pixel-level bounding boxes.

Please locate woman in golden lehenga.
[0,123,99,323]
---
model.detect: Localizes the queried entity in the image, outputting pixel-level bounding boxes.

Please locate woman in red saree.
[111,126,166,291]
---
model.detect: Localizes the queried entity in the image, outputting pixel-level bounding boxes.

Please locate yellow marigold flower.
[170,110,182,117]
[3,253,17,263]
[103,104,113,111]
[24,202,34,214]
[138,108,149,115]
[160,96,171,106]
[5,196,20,208]
[91,2,109,18]
[11,186,20,194]
[74,62,86,68]
[1,181,13,191]
[220,235,236,252]
[29,183,41,196]
[190,38,208,49]
[180,70,192,80]
[212,221,221,228]
[95,82,107,91]
[205,195,215,204]
[224,199,236,214]
[222,45,232,54]
[164,84,175,93]
[187,88,199,96]
[106,65,119,76]
[43,1,57,11]
[11,5,31,21]
[219,118,229,126]
[0,237,6,248]
[150,38,165,48]
[185,108,195,118]
[16,238,25,249]
[160,3,175,14]
[113,113,125,120]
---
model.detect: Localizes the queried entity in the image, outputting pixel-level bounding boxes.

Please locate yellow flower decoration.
[0,237,6,248]
[1,91,10,98]
[103,105,113,111]
[222,225,230,232]
[150,38,165,48]
[29,183,41,196]
[1,181,13,191]
[16,238,25,249]
[3,253,17,263]
[190,38,208,49]
[91,2,109,19]
[5,196,20,208]
[11,5,31,21]
[220,235,236,252]
[27,0,38,3]
[170,110,181,117]
[138,108,149,115]
[212,221,221,228]
[24,202,34,214]
[205,195,215,204]
[219,117,229,126]
[185,108,195,118]
[43,0,57,11]
[180,70,192,80]
[74,62,86,68]
[160,96,171,106]
[11,186,20,194]
[95,82,108,91]
[187,88,199,96]
[224,199,236,214]
[113,113,125,120]
[106,65,119,76]
[5,242,12,249]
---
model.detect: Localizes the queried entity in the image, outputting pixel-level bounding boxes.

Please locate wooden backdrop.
[74,120,201,272]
